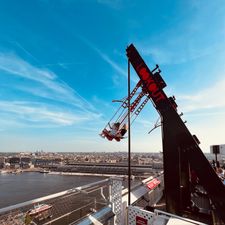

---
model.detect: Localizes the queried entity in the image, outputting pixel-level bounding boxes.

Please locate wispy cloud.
[79,36,138,83]
[177,77,225,114]
[81,37,126,75]
[138,41,225,66]
[11,40,40,63]
[184,111,225,118]
[0,52,98,114]
[0,52,54,79]
[36,61,86,70]
[95,48,127,76]
[11,40,85,70]
[0,100,90,127]
[135,1,225,66]
[0,52,102,128]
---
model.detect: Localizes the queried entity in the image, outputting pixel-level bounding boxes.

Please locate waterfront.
[0,172,104,208]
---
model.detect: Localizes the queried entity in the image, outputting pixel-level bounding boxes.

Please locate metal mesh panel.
[111,179,122,225]
[0,210,24,225]
[128,206,155,224]
[0,179,109,225]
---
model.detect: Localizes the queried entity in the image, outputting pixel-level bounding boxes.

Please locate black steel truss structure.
[126,43,225,222]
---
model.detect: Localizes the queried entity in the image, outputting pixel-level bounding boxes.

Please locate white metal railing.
[127,206,208,225]
[76,174,164,225]
[74,206,113,225]
[0,179,109,215]
[0,174,165,225]
[110,178,123,225]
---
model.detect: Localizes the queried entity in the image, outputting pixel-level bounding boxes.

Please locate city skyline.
[0,1,225,152]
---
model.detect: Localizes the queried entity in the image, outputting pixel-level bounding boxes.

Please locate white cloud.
[11,41,40,63]
[184,113,225,152]
[138,42,225,66]
[0,100,89,127]
[169,77,225,152]
[79,36,138,83]
[0,52,97,113]
[0,52,55,80]
[0,52,102,128]
[135,0,225,66]
[177,77,225,113]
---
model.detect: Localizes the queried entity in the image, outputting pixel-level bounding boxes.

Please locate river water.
[0,172,104,208]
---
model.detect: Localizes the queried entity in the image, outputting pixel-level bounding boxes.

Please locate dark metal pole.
[128,59,131,205]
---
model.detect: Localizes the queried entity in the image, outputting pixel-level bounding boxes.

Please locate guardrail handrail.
[0,178,109,214]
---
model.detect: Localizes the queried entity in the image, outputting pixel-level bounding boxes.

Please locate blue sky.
[0,0,225,152]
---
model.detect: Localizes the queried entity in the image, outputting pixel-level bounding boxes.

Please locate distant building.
[34,158,62,167]
[9,157,20,169]
[152,161,163,169]
[0,157,5,169]
[21,157,32,168]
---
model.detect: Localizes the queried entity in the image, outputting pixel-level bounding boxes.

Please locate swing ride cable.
[103,104,123,129]
[103,81,142,129]
[118,92,145,126]
[131,96,149,125]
